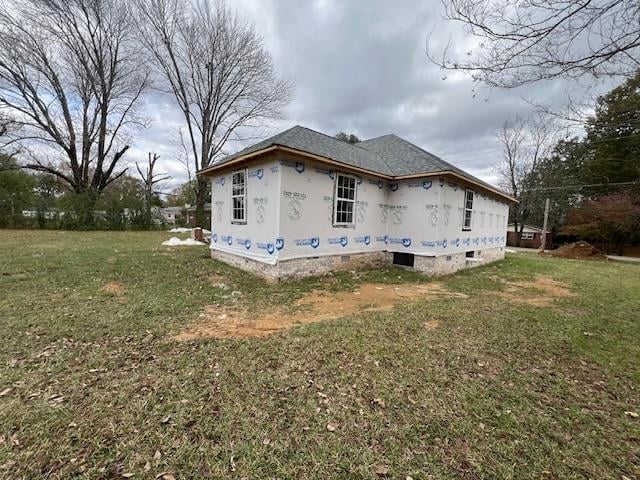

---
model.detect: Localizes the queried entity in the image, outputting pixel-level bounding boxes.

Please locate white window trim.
[231,168,247,224]
[521,232,534,240]
[463,188,473,231]
[332,172,357,227]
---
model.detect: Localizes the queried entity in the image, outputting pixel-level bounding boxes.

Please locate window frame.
[332,173,357,227]
[231,168,248,224]
[462,188,474,231]
[521,231,534,240]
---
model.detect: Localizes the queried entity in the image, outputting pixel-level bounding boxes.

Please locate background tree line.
[0,0,291,229]
[427,0,639,254]
[497,72,640,254]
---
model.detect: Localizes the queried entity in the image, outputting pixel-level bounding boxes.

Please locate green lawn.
[1,230,639,479]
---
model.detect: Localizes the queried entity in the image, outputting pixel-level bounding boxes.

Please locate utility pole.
[541,197,550,252]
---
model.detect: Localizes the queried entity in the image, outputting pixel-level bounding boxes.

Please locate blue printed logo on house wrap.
[328,236,348,247]
[355,235,371,245]
[294,237,320,248]
[257,242,275,254]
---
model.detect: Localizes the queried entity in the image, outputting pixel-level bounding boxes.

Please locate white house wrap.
[201,126,514,280]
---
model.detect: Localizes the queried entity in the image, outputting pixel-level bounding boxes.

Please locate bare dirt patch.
[209,274,230,290]
[494,276,574,307]
[102,281,126,296]
[175,282,467,340]
[423,319,442,330]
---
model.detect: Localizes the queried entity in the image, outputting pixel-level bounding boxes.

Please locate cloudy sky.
[127,0,603,192]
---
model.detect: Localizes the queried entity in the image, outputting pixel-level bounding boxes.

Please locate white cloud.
[126,0,612,192]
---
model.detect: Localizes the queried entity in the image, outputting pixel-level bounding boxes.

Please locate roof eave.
[197,144,394,178]
[197,145,517,203]
[197,145,280,176]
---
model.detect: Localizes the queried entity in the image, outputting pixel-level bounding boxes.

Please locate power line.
[530,181,640,191]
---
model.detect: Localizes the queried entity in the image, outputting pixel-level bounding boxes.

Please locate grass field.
[1,230,639,479]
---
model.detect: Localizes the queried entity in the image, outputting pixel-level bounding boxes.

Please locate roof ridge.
[357,133,444,174]
[385,134,446,163]
[356,133,395,144]
[293,125,375,154]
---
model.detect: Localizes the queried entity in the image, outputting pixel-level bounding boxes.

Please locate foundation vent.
[392,252,414,267]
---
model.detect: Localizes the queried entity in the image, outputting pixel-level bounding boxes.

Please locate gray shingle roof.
[214,125,393,175]
[207,125,507,197]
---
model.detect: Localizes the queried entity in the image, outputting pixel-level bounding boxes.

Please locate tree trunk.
[194,177,209,228]
[514,219,522,247]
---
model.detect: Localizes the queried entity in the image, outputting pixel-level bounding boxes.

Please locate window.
[231,169,247,223]
[463,189,473,230]
[333,173,356,226]
[521,232,534,240]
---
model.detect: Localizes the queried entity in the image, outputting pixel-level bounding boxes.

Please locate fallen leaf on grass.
[326,422,338,432]
[1,460,16,470]
[121,473,134,478]
[0,388,12,397]
[371,398,386,408]
[153,450,162,460]
[375,464,390,476]
[624,411,638,418]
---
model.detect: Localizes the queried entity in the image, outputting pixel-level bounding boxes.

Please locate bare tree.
[136,152,170,226]
[498,115,557,245]
[0,112,12,139]
[0,0,149,224]
[136,0,293,227]
[428,0,640,88]
[0,112,18,157]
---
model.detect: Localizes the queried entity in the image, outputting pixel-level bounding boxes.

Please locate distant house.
[198,125,515,280]
[22,209,60,220]
[507,224,552,249]
[185,203,211,227]
[160,206,185,225]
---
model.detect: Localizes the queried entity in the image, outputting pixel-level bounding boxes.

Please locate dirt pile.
[175,282,467,340]
[547,241,605,260]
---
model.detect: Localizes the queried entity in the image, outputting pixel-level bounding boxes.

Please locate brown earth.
[102,281,126,296]
[547,241,605,260]
[423,319,442,330]
[175,283,467,340]
[494,276,574,307]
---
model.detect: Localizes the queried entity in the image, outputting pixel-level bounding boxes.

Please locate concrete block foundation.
[211,246,505,281]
